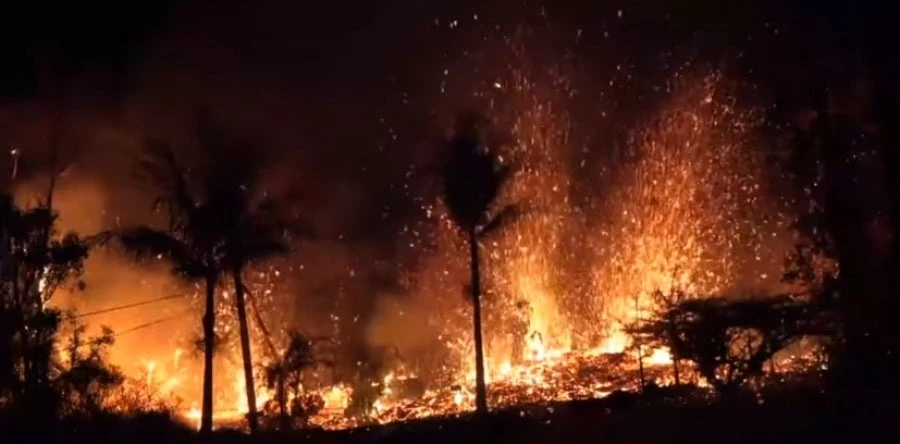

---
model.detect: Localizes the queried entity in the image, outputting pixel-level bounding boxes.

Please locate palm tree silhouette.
[122,113,290,433]
[441,112,518,416]
[203,123,289,435]
[119,143,224,433]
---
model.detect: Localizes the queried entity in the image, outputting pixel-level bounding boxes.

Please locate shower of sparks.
[591,71,774,352]
[73,21,806,432]
[481,32,579,369]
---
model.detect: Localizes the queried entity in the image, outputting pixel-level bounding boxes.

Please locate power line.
[74,294,183,319]
[111,309,194,338]
[71,309,194,349]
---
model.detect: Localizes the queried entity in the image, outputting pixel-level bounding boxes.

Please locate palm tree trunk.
[233,268,259,434]
[200,274,217,434]
[277,371,288,430]
[469,228,489,415]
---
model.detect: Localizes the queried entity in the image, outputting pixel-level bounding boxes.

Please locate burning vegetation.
[2,19,843,437]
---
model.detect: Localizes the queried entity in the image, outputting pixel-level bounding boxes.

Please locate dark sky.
[1,0,869,239]
[1,1,856,105]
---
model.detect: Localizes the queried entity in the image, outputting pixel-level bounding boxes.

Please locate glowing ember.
[321,385,352,410]
[590,70,775,352]
[65,24,798,433]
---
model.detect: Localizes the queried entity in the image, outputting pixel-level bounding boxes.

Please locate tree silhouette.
[1,192,91,418]
[200,115,290,435]
[121,113,291,433]
[786,88,892,393]
[261,331,332,430]
[861,2,900,391]
[55,319,123,416]
[628,288,690,387]
[440,112,518,416]
[630,294,835,398]
[119,143,224,433]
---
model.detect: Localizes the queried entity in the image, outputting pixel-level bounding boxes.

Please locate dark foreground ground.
[2,388,897,444]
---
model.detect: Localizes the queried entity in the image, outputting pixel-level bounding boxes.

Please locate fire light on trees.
[11,17,818,433]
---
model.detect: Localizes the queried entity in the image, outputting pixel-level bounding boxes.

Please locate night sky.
[1,1,878,271]
[0,0,877,283]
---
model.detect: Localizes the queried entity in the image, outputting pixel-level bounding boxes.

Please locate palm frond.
[138,141,197,229]
[119,227,184,259]
[119,226,207,277]
[82,230,116,248]
[48,234,90,264]
[441,114,513,231]
[478,204,525,238]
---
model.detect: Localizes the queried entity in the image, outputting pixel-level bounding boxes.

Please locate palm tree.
[440,113,517,416]
[214,171,288,435]
[123,114,291,433]
[120,144,223,433]
[193,112,293,434]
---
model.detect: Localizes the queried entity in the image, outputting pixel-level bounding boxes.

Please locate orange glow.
[35,31,804,432]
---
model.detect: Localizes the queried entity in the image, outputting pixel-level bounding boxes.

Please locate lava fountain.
[103,65,787,430]
[427,31,784,382]
[394,15,794,414]
[590,70,776,353]
[482,39,580,368]
[44,26,794,430]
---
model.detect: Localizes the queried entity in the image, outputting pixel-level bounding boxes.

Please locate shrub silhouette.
[630,295,832,398]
